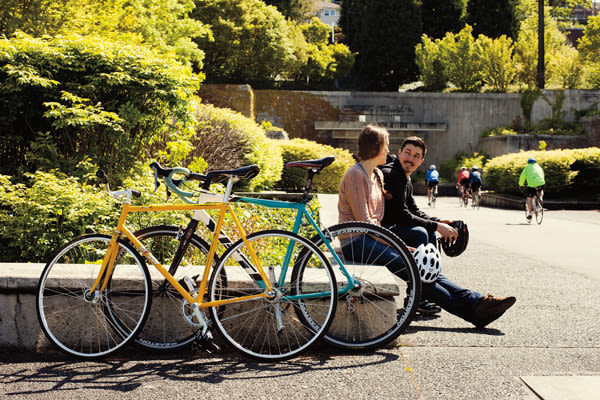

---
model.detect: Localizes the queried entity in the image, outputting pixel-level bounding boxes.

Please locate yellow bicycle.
[36,166,338,361]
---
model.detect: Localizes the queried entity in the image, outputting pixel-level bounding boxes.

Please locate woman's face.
[375,139,389,165]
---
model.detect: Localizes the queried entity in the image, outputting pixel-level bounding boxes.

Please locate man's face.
[398,144,424,175]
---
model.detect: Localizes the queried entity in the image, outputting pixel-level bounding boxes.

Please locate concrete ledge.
[0,263,400,351]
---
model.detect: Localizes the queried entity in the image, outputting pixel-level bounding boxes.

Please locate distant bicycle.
[457,184,469,207]
[430,185,438,208]
[524,187,544,224]
[471,188,480,210]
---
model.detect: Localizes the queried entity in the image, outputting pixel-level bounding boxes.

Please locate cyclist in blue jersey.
[470,166,483,204]
[425,164,440,206]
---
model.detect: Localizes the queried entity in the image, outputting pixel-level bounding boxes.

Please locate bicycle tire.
[131,225,220,351]
[431,191,437,208]
[36,234,151,359]
[208,229,337,361]
[296,222,421,350]
[535,198,544,225]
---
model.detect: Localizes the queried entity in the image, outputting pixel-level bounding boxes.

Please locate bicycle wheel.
[209,230,337,361]
[297,222,421,350]
[36,234,151,359]
[132,225,219,351]
[431,191,437,208]
[535,198,544,224]
[472,192,479,210]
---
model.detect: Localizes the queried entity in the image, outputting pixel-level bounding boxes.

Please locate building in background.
[313,0,341,43]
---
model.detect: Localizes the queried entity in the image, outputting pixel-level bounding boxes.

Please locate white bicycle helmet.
[412,243,442,283]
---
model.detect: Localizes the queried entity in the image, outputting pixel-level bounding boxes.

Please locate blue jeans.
[388,225,436,248]
[383,225,483,322]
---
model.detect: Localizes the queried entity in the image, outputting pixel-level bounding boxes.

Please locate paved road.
[1,196,599,399]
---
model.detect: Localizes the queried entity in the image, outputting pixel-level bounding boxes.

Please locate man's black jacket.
[378,154,439,232]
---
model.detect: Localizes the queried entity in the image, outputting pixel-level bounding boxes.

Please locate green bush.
[0,33,200,180]
[275,139,355,193]
[159,103,283,192]
[0,160,314,262]
[483,147,600,196]
[0,163,196,262]
[481,125,519,137]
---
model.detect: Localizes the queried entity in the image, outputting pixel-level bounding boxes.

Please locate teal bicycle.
[136,157,421,352]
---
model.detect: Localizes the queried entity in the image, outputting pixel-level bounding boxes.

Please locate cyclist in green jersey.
[518,158,545,222]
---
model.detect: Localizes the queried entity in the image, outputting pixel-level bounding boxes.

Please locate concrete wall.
[197,86,600,173]
[477,134,591,158]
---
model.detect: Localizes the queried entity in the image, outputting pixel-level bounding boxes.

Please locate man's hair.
[400,136,427,157]
[357,125,389,161]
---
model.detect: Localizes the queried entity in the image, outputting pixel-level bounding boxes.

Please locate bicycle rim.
[36,234,151,358]
[209,230,337,361]
[536,201,544,224]
[132,225,217,351]
[299,222,421,350]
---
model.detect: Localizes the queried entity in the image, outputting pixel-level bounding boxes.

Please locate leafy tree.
[548,46,583,88]
[513,5,571,87]
[578,14,600,62]
[439,25,481,92]
[0,33,200,178]
[476,35,516,92]
[295,18,355,86]
[421,0,465,39]
[263,0,316,22]
[191,0,309,86]
[466,0,520,40]
[343,0,422,90]
[0,0,209,69]
[415,35,448,91]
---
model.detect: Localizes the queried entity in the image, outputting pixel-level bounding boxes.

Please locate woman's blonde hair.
[357,125,389,161]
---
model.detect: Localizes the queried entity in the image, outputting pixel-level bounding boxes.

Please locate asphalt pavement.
[1,195,599,399]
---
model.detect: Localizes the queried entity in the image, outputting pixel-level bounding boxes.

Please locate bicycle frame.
[89,201,276,310]
[236,196,355,294]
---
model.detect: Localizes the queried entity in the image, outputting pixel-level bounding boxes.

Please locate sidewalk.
[315,194,600,400]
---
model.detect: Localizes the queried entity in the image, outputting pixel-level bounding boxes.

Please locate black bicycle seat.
[285,156,335,170]
[205,164,260,182]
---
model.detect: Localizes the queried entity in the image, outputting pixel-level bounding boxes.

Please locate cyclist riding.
[518,158,545,222]
[456,166,470,201]
[470,166,483,204]
[425,164,439,207]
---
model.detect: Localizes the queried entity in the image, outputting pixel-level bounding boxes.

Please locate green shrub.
[483,147,600,196]
[275,139,355,193]
[0,33,200,180]
[481,125,519,137]
[159,103,283,192]
[0,161,315,262]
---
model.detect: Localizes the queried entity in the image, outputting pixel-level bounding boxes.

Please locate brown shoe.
[471,295,516,329]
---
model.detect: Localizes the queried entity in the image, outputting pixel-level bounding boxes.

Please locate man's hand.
[437,222,458,240]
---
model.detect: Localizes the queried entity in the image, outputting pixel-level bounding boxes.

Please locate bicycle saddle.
[285,156,335,170]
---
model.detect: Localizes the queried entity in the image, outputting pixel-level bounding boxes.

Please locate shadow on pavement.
[0,349,400,396]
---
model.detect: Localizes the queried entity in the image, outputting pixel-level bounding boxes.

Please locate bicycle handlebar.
[149,162,260,204]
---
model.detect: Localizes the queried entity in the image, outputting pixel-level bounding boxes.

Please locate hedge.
[483,147,600,196]
[275,138,355,194]
[0,33,199,180]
